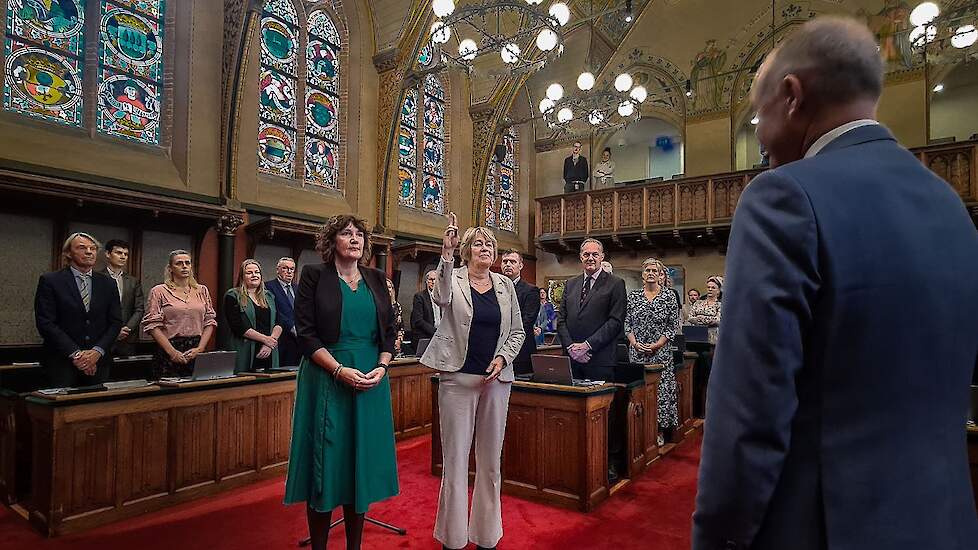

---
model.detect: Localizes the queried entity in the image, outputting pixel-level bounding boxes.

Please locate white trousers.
[434,373,512,549]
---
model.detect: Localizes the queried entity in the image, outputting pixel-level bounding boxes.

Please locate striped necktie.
[78,274,91,312]
[286,284,294,305]
[581,275,592,306]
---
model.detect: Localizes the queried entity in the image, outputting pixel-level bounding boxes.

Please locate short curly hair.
[316,214,372,265]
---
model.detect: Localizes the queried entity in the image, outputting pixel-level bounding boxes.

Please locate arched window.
[257,0,343,190]
[257,0,298,178]
[3,0,166,144]
[485,130,518,232]
[97,0,165,144]
[397,46,446,214]
[303,8,340,188]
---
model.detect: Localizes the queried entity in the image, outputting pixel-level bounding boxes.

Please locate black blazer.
[693,125,978,550]
[35,267,123,386]
[294,262,396,359]
[99,268,144,351]
[266,278,297,332]
[410,289,436,340]
[513,278,540,367]
[557,270,626,368]
[563,155,589,184]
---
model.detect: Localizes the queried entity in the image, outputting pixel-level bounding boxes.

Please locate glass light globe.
[629,85,648,103]
[539,97,555,114]
[617,101,635,117]
[432,0,455,18]
[458,38,477,60]
[577,72,595,90]
[951,25,977,49]
[750,114,760,125]
[536,29,558,51]
[614,73,633,92]
[526,0,543,5]
[549,3,571,26]
[501,43,521,64]
[546,82,564,101]
[909,2,940,27]
[430,21,451,44]
[557,107,573,123]
[588,110,604,125]
[909,24,937,48]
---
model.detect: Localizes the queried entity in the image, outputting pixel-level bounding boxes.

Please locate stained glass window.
[303,9,339,188]
[257,0,298,178]
[3,0,86,126]
[398,74,446,213]
[485,130,518,232]
[97,0,165,144]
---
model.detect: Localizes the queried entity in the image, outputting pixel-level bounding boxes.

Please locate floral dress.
[624,288,680,429]
[687,298,722,344]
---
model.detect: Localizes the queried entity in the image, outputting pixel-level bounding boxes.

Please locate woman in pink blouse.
[141,250,218,379]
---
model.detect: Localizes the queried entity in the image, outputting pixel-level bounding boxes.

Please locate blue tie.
[286,284,294,306]
[78,274,91,312]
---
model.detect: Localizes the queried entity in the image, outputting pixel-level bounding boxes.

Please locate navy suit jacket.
[557,270,626,369]
[693,124,978,550]
[513,278,541,369]
[266,278,297,332]
[35,267,123,386]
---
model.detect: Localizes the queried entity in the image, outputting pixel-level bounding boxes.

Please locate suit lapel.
[61,267,87,312]
[455,266,472,309]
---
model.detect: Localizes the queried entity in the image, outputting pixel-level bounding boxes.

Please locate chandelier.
[906,2,978,50]
[429,0,570,74]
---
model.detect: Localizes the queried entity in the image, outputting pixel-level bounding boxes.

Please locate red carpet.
[2,432,701,549]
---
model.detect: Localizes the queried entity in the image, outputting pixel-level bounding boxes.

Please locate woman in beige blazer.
[420,213,525,550]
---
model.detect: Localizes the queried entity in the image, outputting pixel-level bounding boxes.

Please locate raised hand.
[442,211,459,259]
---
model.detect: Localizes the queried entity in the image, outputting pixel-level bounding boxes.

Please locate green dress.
[284,280,399,513]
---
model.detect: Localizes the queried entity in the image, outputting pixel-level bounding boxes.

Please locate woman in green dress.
[285,215,399,550]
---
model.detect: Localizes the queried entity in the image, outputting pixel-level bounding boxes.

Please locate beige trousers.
[434,373,512,549]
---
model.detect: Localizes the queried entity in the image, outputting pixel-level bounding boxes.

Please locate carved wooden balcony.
[535,139,978,256]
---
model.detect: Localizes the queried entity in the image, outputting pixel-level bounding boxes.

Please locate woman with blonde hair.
[625,257,681,445]
[224,259,283,373]
[687,275,723,344]
[421,212,525,550]
[141,250,217,379]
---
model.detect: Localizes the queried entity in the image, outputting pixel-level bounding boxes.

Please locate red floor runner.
[2,432,701,549]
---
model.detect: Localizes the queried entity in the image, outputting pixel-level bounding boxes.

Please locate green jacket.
[224,288,279,373]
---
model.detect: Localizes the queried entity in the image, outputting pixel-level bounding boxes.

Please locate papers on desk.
[11,362,40,367]
[574,379,605,387]
[36,388,67,395]
[159,377,192,384]
[104,379,152,390]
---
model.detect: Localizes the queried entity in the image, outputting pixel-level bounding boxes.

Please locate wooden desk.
[675,356,696,438]
[24,376,296,536]
[643,365,664,464]
[535,344,564,356]
[430,377,617,512]
[388,359,436,441]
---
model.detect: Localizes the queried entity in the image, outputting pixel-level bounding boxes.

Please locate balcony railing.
[535,139,978,249]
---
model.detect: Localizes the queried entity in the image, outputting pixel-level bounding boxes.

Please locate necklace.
[340,271,360,291]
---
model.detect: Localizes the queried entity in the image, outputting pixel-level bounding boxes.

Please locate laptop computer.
[530,354,595,386]
[415,337,431,357]
[683,325,710,344]
[166,351,237,382]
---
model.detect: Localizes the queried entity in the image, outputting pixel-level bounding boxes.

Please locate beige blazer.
[419,257,525,382]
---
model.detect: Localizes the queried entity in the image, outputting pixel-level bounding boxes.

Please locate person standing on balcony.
[593,147,616,188]
[563,141,589,193]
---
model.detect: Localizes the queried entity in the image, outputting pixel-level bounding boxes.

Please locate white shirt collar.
[583,270,600,282]
[278,278,293,288]
[106,266,124,277]
[70,265,93,277]
[804,119,878,159]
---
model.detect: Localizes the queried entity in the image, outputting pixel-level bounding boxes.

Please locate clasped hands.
[631,340,661,354]
[257,334,279,359]
[567,342,591,363]
[336,365,387,391]
[72,350,101,375]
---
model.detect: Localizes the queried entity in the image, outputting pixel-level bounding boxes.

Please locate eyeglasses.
[581,252,601,258]
[279,266,295,271]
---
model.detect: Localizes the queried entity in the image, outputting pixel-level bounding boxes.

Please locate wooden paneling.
[501,404,539,488]
[218,398,258,480]
[542,409,582,498]
[536,139,978,242]
[643,370,662,465]
[390,363,435,441]
[172,404,216,491]
[58,418,116,518]
[258,392,293,469]
[676,361,696,436]
[585,407,607,503]
[0,394,17,504]
[26,379,297,536]
[117,411,169,505]
[625,385,646,478]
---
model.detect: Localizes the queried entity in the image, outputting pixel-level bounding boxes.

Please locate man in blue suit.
[266,256,300,367]
[693,18,978,550]
[35,232,123,388]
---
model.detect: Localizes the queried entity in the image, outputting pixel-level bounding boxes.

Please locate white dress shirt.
[804,119,878,159]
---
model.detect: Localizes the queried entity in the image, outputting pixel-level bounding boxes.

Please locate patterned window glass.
[420,74,445,213]
[257,0,298,178]
[398,71,446,213]
[485,130,518,232]
[397,88,417,207]
[4,0,86,126]
[303,9,339,188]
[97,0,165,144]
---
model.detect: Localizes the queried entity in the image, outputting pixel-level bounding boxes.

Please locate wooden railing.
[535,139,978,240]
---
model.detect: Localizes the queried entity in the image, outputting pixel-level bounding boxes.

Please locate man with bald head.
[693,17,978,550]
